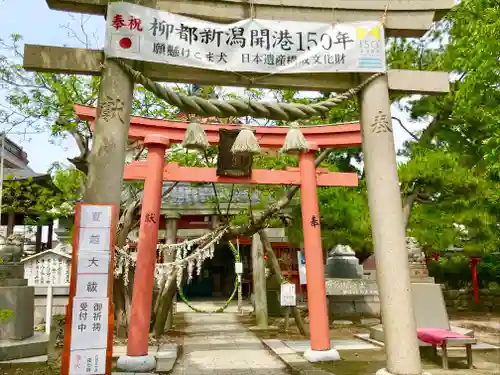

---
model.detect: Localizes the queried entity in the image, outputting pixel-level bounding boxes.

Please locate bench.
[417,328,477,369]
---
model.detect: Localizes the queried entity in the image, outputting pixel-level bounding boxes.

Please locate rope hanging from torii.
[112,58,383,121]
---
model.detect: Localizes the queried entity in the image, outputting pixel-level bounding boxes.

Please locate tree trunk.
[153,277,178,338]
[223,148,333,240]
[258,230,308,336]
[81,49,135,336]
[152,216,178,336]
[114,278,129,338]
[80,0,159,339]
[113,199,140,337]
[251,234,269,327]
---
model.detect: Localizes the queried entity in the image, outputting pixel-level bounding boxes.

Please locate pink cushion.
[417,328,470,346]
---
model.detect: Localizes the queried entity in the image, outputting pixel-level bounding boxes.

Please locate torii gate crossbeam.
[74,104,362,150]
[124,162,359,187]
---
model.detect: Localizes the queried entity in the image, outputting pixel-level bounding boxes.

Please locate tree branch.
[392,116,419,141]
[224,148,332,239]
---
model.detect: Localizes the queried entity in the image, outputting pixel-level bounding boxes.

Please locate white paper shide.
[234,262,243,274]
[104,2,386,74]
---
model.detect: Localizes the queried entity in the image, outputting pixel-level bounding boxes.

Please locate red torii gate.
[75,105,362,360]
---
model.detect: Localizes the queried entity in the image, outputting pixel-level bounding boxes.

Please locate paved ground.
[171,312,291,375]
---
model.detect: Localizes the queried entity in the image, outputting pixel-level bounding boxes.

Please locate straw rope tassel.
[282,122,309,153]
[182,121,209,150]
[231,127,261,155]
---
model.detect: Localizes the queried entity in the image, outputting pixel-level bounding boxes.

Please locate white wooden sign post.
[62,203,117,375]
[235,237,243,314]
[280,282,296,331]
[280,283,297,307]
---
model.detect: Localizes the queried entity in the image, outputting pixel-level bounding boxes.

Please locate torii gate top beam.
[46,0,454,37]
[75,104,362,149]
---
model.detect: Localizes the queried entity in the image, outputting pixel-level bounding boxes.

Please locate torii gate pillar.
[299,145,340,362]
[118,134,169,372]
[361,75,422,375]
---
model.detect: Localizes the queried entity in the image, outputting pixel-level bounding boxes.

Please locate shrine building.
[125,181,303,300]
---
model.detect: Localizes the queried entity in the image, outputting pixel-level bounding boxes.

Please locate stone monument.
[325,245,379,320]
[406,237,434,283]
[365,237,472,344]
[364,237,434,283]
[0,237,48,362]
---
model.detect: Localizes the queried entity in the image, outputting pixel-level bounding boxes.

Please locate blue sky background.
[0,1,426,173]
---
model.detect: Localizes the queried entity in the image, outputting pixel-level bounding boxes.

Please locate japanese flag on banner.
[109,33,141,54]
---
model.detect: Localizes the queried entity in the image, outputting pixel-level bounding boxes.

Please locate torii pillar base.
[304,349,341,363]
[117,355,156,373]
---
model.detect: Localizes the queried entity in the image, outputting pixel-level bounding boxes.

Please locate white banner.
[69,348,106,375]
[76,274,109,298]
[297,251,307,285]
[104,2,386,74]
[71,298,109,350]
[80,205,112,228]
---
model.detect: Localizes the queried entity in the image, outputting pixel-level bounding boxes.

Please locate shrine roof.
[3,167,60,192]
[162,182,260,205]
[4,167,45,180]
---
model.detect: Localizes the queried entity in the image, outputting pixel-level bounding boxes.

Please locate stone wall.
[33,286,69,325]
[327,294,380,321]
[442,288,500,313]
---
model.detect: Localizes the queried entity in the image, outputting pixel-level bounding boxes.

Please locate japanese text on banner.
[71,298,109,350]
[104,2,386,74]
[69,348,106,375]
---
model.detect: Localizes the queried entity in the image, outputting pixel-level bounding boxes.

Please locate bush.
[477,253,500,288]
[428,253,500,289]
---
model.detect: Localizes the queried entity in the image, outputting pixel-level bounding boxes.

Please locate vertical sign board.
[280,283,297,307]
[61,203,117,375]
[297,250,307,285]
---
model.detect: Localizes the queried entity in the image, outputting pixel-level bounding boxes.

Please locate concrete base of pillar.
[376,368,431,375]
[249,325,279,332]
[116,355,156,372]
[303,348,340,362]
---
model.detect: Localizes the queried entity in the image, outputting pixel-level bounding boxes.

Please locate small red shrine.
[75,104,361,359]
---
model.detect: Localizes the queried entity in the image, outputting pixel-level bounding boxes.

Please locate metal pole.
[0,135,5,236]
[45,285,54,334]
[237,237,243,314]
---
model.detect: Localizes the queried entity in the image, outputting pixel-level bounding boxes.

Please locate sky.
[0,1,427,173]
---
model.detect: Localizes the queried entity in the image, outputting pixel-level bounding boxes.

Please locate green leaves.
[0,309,14,322]
[1,177,58,224]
